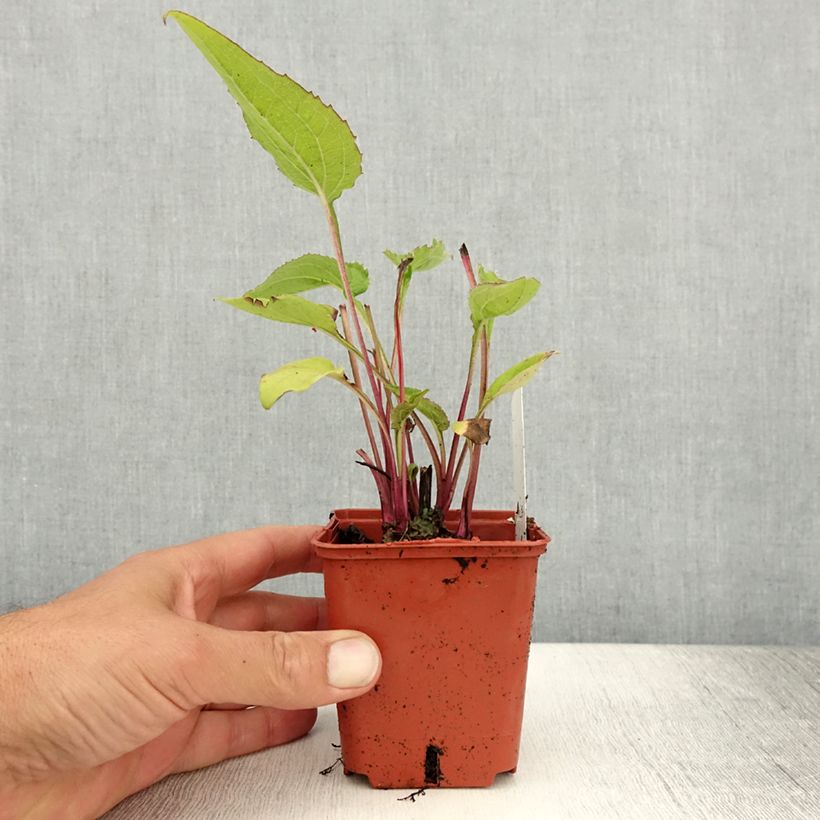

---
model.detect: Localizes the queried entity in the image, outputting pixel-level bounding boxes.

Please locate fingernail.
[327,637,380,689]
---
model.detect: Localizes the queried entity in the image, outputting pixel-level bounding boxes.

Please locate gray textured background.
[1,0,817,643]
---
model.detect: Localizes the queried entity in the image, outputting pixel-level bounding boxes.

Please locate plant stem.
[456,443,482,538]
[362,304,394,380]
[392,260,412,527]
[339,305,382,470]
[442,438,469,511]
[419,466,433,513]
[455,244,489,538]
[394,427,409,529]
[444,327,480,491]
[459,243,489,407]
[356,448,391,522]
[412,413,443,480]
[364,304,440,516]
[323,200,401,524]
[478,329,489,406]
[407,433,420,517]
[393,259,412,404]
[459,243,478,287]
[336,379,391,438]
[441,243,483,507]
[324,202,381,405]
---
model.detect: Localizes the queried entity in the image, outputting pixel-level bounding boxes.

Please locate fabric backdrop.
[1,0,817,643]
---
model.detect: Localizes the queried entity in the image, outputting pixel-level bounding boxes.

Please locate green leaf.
[479,351,556,414]
[166,11,362,203]
[477,264,505,284]
[259,357,345,410]
[384,239,449,273]
[219,293,340,335]
[390,390,428,432]
[384,240,449,307]
[412,395,450,433]
[385,384,450,433]
[246,254,369,300]
[469,277,540,328]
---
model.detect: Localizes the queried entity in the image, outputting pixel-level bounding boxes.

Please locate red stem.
[356,449,391,521]
[393,261,413,526]
[442,439,469,511]
[454,244,489,537]
[340,305,382,470]
[407,428,419,517]
[394,259,411,404]
[442,244,481,509]
[324,201,401,525]
[456,444,482,538]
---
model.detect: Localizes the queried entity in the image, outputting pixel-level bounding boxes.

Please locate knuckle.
[154,625,210,709]
[118,548,168,583]
[267,631,307,692]
[119,550,153,571]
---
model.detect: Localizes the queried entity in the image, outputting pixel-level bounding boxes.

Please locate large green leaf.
[219,293,340,335]
[479,351,556,413]
[259,357,345,409]
[469,277,540,328]
[166,11,362,203]
[245,254,369,300]
[384,239,449,307]
[385,384,450,432]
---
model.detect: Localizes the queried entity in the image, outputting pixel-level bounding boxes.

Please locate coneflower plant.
[167,11,555,540]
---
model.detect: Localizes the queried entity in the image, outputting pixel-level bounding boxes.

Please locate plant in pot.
[166,10,555,789]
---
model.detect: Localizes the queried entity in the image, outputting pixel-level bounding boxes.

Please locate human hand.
[0,526,381,818]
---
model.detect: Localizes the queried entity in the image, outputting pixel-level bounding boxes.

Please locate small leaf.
[219,294,340,335]
[386,384,450,433]
[166,11,362,203]
[469,277,540,328]
[479,351,556,413]
[414,396,450,433]
[384,239,449,273]
[391,390,428,432]
[477,264,505,284]
[452,417,492,446]
[246,255,369,300]
[259,357,345,410]
[384,240,449,307]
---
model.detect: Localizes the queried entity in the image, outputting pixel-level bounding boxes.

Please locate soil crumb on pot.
[424,744,444,785]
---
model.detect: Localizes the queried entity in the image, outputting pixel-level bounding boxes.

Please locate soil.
[335,509,454,544]
[336,524,372,544]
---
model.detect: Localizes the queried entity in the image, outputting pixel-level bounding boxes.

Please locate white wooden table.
[106,645,820,819]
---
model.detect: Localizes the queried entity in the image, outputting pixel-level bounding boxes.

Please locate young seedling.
[166,11,555,540]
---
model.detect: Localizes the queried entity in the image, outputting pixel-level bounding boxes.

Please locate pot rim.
[313,508,550,560]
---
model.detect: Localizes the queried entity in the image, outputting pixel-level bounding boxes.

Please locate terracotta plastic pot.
[313,508,550,789]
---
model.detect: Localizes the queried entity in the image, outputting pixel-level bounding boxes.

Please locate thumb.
[182,624,382,709]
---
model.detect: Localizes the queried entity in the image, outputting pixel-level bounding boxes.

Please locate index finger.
[173,524,324,599]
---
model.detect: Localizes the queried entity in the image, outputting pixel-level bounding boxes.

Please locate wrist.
[0,780,63,820]
[0,772,113,820]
